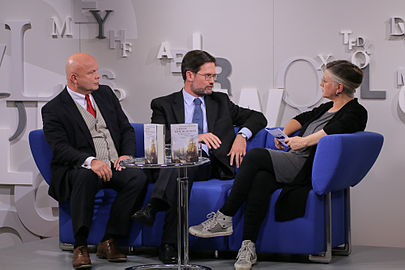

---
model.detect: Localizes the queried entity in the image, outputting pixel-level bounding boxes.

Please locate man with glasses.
[132,50,267,263]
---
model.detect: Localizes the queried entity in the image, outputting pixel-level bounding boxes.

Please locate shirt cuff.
[238,127,253,140]
[200,144,210,157]
[82,157,96,169]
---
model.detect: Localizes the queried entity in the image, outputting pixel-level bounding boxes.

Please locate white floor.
[1,237,404,270]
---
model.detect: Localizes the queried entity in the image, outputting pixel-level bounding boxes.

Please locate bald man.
[42,53,147,269]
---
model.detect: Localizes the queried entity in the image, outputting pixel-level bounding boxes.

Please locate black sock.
[101,233,120,242]
[74,227,88,248]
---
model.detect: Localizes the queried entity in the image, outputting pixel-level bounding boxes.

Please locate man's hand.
[91,159,112,182]
[198,133,222,150]
[114,155,132,171]
[227,134,247,168]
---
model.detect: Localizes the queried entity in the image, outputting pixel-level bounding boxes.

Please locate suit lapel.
[92,89,110,125]
[92,89,118,144]
[60,88,95,149]
[205,94,217,132]
[173,90,185,123]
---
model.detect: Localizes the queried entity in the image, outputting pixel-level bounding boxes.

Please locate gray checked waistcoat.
[75,100,119,164]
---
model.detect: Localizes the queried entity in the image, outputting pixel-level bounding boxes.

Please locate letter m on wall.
[51,16,73,38]
[397,69,405,86]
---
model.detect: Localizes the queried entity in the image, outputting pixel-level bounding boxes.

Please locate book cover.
[170,123,198,163]
[144,124,165,164]
[265,128,289,148]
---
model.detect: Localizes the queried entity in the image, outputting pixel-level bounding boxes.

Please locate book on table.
[144,124,165,164]
[170,123,198,163]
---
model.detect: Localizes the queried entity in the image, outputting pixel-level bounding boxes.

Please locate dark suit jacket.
[42,85,136,202]
[150,90,267,179]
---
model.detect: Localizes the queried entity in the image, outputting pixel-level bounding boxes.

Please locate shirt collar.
[67,86,86,99]
[182,88,204,106]
[66,86,93,107]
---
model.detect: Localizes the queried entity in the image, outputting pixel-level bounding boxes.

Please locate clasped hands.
[90,155,131,182]
[198,132,247,168]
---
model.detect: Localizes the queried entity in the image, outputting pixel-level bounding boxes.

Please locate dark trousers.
[68,166,147,245]
[146,162,213,244]
[220,148,283,242]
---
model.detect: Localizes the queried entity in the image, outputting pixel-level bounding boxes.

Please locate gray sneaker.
[234,240,257,270]
[188,210,233,238]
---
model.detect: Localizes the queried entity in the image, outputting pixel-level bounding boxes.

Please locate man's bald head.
[65,53,96,77]
[65,53,100,94]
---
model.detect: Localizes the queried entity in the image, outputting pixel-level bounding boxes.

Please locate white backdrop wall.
[0,0,404,248]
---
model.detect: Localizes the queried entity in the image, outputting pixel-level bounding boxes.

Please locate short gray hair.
[326,60,363,97]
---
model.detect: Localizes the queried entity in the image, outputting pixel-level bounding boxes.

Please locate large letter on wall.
[157,42,173,59]
[5,21,31,99]
[397,69,405,113]
[170,49,187,73]
[0,44,5,65]
[0,44,9,99]
[276,57,323,112]
[265,89,284,127]
[238,88,261,112]
[390,17,405,36]
[89,10,113,39]
[5,20,32,141]
[51,16,73,37]
[215,57,232,96]
[192,32,202,50]
[360,65,386,99]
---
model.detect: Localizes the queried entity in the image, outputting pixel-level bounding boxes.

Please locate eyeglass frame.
[196,72,217,81]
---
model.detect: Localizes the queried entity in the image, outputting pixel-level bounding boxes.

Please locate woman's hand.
[285,130,328,151]
[284,136,308,151]
[274,138,285,150]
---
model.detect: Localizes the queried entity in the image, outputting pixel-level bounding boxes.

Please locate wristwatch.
[238,132,247,140]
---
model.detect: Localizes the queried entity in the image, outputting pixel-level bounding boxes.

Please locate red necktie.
[85,94,96,118]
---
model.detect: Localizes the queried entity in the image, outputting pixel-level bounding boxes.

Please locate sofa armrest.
[29,129,53,185]
[312,131,383,195]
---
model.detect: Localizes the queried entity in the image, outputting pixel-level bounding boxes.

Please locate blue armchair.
[229,131,384,262]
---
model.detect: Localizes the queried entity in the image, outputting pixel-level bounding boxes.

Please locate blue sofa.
[29,123,383,262]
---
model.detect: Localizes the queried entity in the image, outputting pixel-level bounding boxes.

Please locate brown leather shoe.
[72,246,92,269]
[96,239,127,262]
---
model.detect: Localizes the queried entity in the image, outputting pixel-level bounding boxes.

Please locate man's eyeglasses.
[196,73,217,81]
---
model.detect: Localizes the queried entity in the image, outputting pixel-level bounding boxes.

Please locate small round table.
[121,157,211,270]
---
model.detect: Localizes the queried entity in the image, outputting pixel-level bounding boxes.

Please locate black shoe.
[131,203,157,227]
[159,243,178,264]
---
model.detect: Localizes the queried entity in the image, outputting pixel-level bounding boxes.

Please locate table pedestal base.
[125,160,211,270]
[126,263,212,270]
